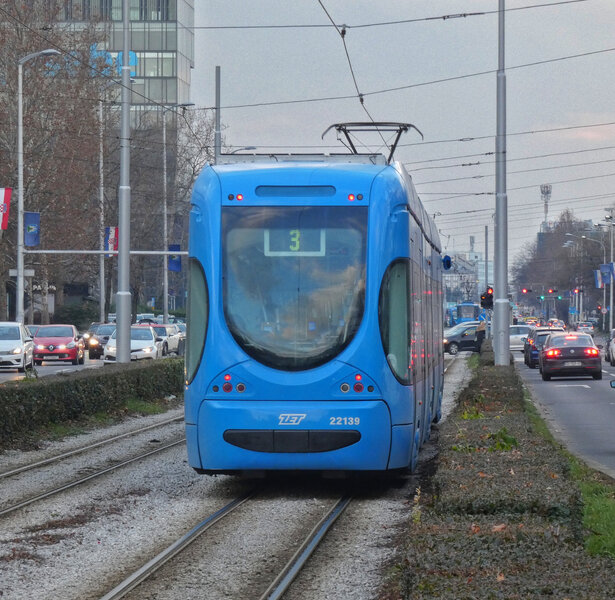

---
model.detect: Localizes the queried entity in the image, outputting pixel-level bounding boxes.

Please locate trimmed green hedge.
[0,359,184,446]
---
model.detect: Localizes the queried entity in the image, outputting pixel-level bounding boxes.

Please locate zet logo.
[278,414,306,425]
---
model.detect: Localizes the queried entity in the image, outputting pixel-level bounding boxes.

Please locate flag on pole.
[105,226,118,257]
[0,188,11,230]
[595,269,604,288]
[168,244,181,272]
[600,263,612,285]
[24,212,40,246]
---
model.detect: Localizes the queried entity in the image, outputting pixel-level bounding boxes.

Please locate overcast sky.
[189,0,615,268]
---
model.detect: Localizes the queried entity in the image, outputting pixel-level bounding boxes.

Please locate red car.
[33,324,85,366]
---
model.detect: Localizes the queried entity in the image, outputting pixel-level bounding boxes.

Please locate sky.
[189,0,615,268]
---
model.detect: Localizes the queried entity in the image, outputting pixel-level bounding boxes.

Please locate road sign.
[601,307,608,315]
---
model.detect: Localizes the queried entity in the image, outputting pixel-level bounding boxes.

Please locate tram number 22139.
[330,416,361,426]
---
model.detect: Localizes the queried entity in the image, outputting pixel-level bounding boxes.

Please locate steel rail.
[98,491,255,600]
[258,495,352,600]
[0,416,183,479]
[0,439,185,518]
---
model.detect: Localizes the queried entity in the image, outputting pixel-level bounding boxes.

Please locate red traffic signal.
[487,287,493,294]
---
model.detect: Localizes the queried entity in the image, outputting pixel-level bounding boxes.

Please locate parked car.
[539,333,602,381]
[576,321,595,336]
[86,323,116,359]
[103,325,162,363]
[523,326,565,368]
[151,324,182,355]
[443,321,481,355]
[25,324,39,338]
[509,324,531,351]
[0,321,34,372]
[33,324,85,366]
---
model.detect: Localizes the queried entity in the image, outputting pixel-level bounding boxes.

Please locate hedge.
[0,358,184,446]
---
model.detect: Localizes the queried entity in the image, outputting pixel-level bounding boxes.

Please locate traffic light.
[480,287,494,309]
[521,287,532,294]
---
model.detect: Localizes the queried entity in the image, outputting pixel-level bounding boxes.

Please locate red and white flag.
[0,188,12,231]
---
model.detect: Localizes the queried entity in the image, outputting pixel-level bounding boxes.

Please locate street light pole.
[494,0,509,365]
[565,232,606,328]
[161,102,193,324]
[16,49,61,324]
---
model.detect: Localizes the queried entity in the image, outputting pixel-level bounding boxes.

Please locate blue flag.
[168,244,181,272]
[24,212,40,246]
[600,264,611,285]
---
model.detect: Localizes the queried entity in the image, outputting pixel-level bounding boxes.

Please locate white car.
[0,321,34,372]
[150,324,182,355]
[509,324,531,352]
[103,326,162,363]
[576,322,594,336]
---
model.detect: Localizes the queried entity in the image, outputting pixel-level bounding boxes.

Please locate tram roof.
[216,153,388,166]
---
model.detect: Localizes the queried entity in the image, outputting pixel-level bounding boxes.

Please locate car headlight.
[89,339,99,346]
[106,344,116,352]
[11,346,23,354]
[142,346,155,353]
[443,338,448,344]
[36,344,45,350]
[67,342,76,349]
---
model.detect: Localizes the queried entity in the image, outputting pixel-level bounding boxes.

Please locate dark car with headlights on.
[539,333,602,381]
[86,323,116,359]
[443,321,481,355]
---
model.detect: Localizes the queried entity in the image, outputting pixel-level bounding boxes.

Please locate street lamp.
[566,232,606,327]
[162,102,193,323]
[17,48,61,324]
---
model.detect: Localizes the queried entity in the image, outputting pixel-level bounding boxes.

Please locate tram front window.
[223,206,367,371]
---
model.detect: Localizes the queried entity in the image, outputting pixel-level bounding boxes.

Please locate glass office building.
[59,0,194,107]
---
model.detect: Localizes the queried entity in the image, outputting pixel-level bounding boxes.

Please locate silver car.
[509,324,531,351]
[0,321,34,372]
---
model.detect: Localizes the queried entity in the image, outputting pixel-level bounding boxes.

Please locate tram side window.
[379,260,410,384]
[186,258,208,383]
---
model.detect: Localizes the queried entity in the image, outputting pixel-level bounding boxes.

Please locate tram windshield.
[223,206,367,371]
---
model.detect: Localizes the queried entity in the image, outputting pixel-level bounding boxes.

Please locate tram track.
[0,415,183,479]
[97,493,352,600]
[0,437,186,518]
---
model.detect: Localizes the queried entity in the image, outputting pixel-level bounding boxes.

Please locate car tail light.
[545,349,561,357]
[584,348,599,356]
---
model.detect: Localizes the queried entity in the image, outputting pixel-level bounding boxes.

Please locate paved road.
[515,340,615,480]
[0,355,105,384]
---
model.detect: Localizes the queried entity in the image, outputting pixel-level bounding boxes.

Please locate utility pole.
[116,0,132,362]
[494,0,510,365]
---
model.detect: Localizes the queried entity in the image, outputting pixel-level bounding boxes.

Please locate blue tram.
[446,302,481,327]
[185,148,444,474]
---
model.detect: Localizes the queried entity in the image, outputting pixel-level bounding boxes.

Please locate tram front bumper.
[188,399,394,472]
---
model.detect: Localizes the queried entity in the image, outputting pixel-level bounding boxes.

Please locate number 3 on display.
[289,229,300,251]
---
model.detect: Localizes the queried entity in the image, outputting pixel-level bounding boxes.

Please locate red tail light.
[584,348,599,356]
[545,349,561,357]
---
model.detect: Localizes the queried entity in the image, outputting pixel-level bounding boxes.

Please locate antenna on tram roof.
[321,122,424,164]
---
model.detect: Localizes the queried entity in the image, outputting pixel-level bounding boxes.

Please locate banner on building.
[0,188,12,230]
[24,212,40,246]
[105,226,118,257]
[168,244,181,272]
